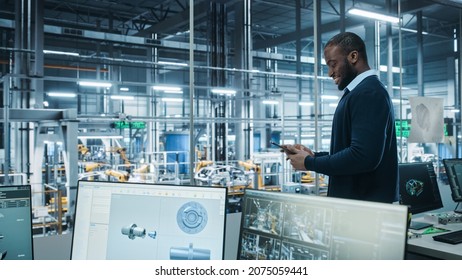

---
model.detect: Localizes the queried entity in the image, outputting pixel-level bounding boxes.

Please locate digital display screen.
[238,190,408,260]
[0,185,34,260]
[71,181,227,260]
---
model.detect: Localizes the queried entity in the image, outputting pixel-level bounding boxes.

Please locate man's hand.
[282,144,314,171]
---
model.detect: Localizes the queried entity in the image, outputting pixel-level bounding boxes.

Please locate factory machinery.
[5,127,323,237]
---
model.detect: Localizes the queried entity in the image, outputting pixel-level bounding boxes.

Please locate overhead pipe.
[0,60,109,72]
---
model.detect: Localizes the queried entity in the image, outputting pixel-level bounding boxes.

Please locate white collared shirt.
[344,69,379,93]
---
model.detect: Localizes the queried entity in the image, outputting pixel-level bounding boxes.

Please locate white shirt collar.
[345,69,379,93]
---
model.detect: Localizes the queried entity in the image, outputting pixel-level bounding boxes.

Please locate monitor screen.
[71,181,227,260]
[0,185,34,260]
[399,162,443,214]
[238,190,408,260]
[443,158,462,203]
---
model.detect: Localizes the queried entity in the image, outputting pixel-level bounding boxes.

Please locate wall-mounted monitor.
[0,185,34,260]
[238,190,408,260]
[71,181,227,260]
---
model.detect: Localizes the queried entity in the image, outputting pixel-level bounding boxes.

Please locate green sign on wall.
[113,121,146,129]
[395,120,411,138]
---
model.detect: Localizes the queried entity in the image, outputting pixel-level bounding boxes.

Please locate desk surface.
[407,218,462,260]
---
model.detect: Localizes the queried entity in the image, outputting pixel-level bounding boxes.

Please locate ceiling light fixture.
[399,27,429,35]
[379,65,404,73]
[321,95,339,100]
[301,134,316,138]
[164,90,183,94]
[47,92,77,98]
[110,95,134,100]
[120,87,129,92]
[211,88,237,95]
[391,86,411,90]
[158,61,188,67]
[262,100,279,105]
[78,81,112,88]
[43,50,79,56]
[299,102,314,106]
[161,97,184,102]
[348,8,400,24]
[153,85,182,91]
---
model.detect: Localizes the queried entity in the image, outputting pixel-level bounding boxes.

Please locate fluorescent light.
[43,101,49,107]
[301,134,316,138]
[78,81,112,88]
[305,57,326,65]
[47,92,77,98]
[400,27,429,35]
[164,90,183,94]
[153,85,182,91]
[451,109,460,113]
[110,95,134,100]
[329,103,338,108]
[120,87,129,91]
[161,97,184,102]
[348,8,400,24]
[262,100,279,105]
[158,61,188,67]
[321,95,339,100]
[391,86,411,90]
[299,102,314,106]
[379,65,403,73]
[43,49,79,56]
[211,88,237,95]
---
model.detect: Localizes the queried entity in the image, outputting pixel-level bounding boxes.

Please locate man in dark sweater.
[284,32,398,203]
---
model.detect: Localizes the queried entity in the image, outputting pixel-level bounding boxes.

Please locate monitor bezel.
[443,158,462,203]
[398,162,444,215]
[0,184,34,260]
[71,180,228,260]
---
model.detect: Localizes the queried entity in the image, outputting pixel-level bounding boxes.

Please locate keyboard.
[409,221,432,230]
[433,229,462,244]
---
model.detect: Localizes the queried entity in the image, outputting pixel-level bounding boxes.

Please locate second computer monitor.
[0,185,34,260]
[238,190,408,260]
[443,158,462,203]
[71,181,227,260]
[398,162,443,215]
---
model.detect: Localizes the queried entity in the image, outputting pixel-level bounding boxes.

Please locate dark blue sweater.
[304,75,399,203]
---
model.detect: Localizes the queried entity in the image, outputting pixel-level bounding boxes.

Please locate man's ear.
[348,50,359,64]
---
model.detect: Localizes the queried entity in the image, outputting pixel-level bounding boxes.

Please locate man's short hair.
[325,32,368,63]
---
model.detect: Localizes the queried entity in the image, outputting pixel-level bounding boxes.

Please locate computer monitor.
[442,159,462,207]
[238,190,408,260]
[71,181,227,260]
[399,162,443,215]
[0,185,34,260]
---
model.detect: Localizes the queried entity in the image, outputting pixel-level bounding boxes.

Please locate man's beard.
[337,59,357,91]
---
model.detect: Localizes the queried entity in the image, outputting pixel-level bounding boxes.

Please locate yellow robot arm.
[195,160,213,173]
[105,169,129,182]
